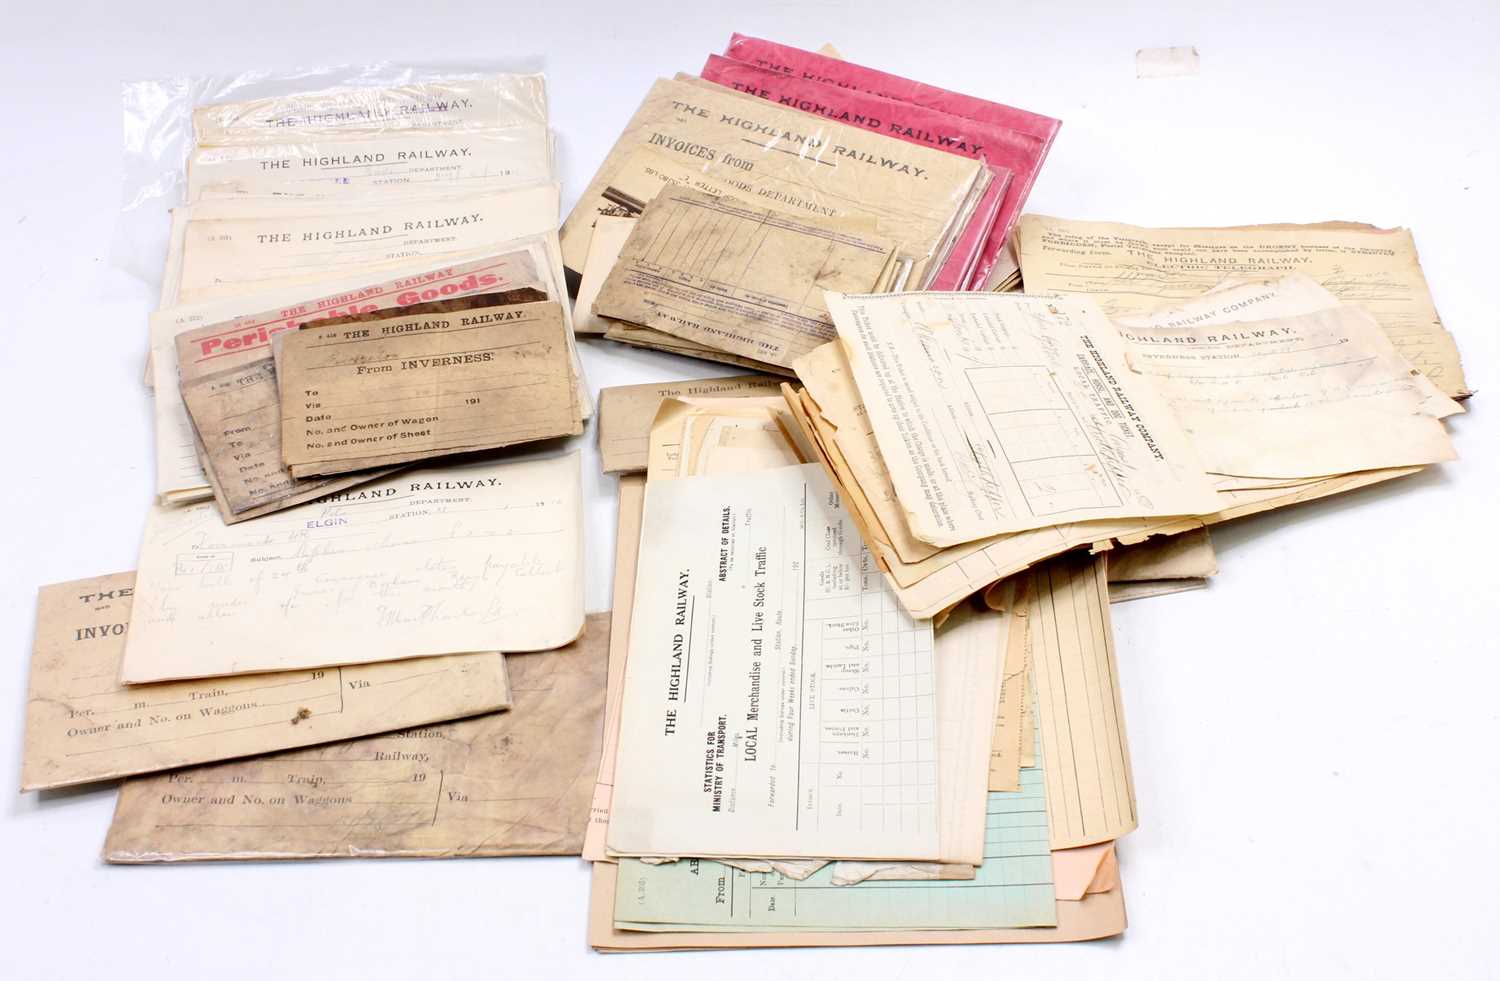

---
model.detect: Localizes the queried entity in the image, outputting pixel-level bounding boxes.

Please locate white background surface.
[2,2,1497,977]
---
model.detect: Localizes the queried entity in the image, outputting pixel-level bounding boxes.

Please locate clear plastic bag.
[115,61,546,287]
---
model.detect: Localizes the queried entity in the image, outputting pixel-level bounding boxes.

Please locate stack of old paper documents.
[782,273,1461,618]
[147,73,592,512]
[567,33,1060,364]
[582,395,1139,949]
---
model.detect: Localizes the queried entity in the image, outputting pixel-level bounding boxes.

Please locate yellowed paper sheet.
[604,319,789,375]
[120,453,584,684]
[187,127,553,200]
[1107,579,1206,603]
[176,185,561,302]
[104,612,607,861]
[587,861,1127,950]
[1030,554,1137,850]
[575,215,637,335]
[648,397,809,482]
[21,572,509,792]
[989,580,1031,791]
[559,77,985,289]
[278,299,581,475]
[1015,214,1469,398]
[597,374,784,474]
[583,478,647,862]
[192,76,549,145]
[828,291,1220,546]
[594,188,895,370]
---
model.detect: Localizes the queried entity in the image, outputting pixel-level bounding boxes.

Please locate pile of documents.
[569,35,1060,372]
[18,37,1471,957]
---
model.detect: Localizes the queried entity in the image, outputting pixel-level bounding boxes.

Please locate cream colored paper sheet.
[187,127,553,200]
[278,298,581,475]
[192,76,549,145]
[608,462,940,861]
[21,572,510,792]
[104,612,608,861]
[594,188,895,370]
[120,452,584,684]
[1118,305,1458,479]
[827,291,1220,546]
[1107,527,1216,582]
[575,215,637,335]
[559,77,985,289]
[1030,553,1137,850]
[597,374,785,474]
[175,185,560,301]
[1015,214,1469,398]
[989,579,1031,791]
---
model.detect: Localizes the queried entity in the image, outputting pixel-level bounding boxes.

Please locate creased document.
[192,76,549,145]
[120,453,584,684]
[1014,215,1470,398]
[104,612,608,861]
[176,186,561,301]
[595,189,895,370]
[21,572,510,792]
[609,462,941,861]
[612,771,1055,931]
[1118,303,1459,479]
[1031,553,1137,850]
[828,291,1220,546]
[560,77,985,290]
[278,298,581,476]
[187,127,553,200]
[598,374,785,474]
[575,215,638,335]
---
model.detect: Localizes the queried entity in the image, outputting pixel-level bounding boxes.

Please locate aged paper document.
[176,185,560,301]
[1014,215,1470,398]
[192,76,549,145]
[989,580,1031,791]
[612,775,1054,931]
[827,291,1220,546]
[278,299,581,476]
[559,77,985,288]
[153,245,569,503]
[1030,553,1137,850]
[187,127,553,200]
[105,612,608,861]
[21,572,510,792]
[598,374,784,474]
[575,215,637,335]
[594,188,896,370]
[590,860,1123,949]
[609,462,941,861]
[120,453,584,684]
[1118,304,1459,479]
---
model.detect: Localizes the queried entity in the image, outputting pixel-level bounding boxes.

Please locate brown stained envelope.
[1031,553,1137,850]
[559,77,986,287]
[593,188,896,371]
[597,374,785,474]
[279,299,581,476]
[181,358,396,521]
[587,860,1126,950]
[582,478,646,862]
[21,572,510,792]
[1014,214,1469,399]
[104,612,608,861]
